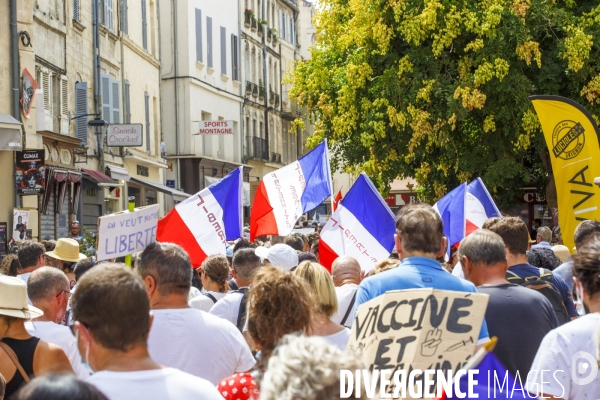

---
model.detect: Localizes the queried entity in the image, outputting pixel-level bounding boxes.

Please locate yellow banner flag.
[530,95,600,251]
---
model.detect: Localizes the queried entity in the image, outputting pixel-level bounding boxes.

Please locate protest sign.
[348,288,488,399]
[97,204,159,261]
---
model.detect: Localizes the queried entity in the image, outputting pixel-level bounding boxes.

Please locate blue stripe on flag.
[340,173,396,252]
[467,178,501,218]
[209,167,243,240]
[434,182,466,250]
[298,140,332,213]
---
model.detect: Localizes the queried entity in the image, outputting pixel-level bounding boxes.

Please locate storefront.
[80,169,122,234]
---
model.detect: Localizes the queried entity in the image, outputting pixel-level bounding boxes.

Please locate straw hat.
[45,238,86,263]
[552,245,571,263]
[0,276,43,319]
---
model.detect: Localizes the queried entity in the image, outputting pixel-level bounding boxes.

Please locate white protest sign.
[97,204,159,261]
[348,288,489,399]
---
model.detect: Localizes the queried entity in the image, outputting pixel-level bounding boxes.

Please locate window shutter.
[111,79,121,124]
[144,92,150,153]
[292,18,296,46]
[231,34,238,81]
[141,0,148,50]
[60,75,69,135]
[207,17,213,68]
[101,74,111,122]
[105,0,113,31]
[279,9,283,38]
[75,82,88,145]
[220,27,226,75]
[124,80,131,123]
[73,0,80,21]
[121,0,128,34]
[195,9,203,62]
[41,69,52,115]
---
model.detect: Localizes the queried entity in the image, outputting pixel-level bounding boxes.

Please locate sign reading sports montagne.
[107,124,143,147]
[198,121,234,135]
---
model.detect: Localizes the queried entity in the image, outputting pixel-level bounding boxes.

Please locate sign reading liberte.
[198,121,234,135]
[107,124,143,147]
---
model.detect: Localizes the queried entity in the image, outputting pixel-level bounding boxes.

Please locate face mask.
[576,282,587,316]
[76,329,95,374]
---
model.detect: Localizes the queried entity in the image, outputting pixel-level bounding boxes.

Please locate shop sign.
[385,193,420,207]
[15,149,45,195]
[107,124,143,147]
[198,120,234,135]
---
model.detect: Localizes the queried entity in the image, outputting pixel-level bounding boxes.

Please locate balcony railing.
[274,93,280,107]
[251,17,257,31]
[269,90,276,104]
[248,136,268,161]
[257,22,264,37]
[258,86,265,100]
[267,28,273,42]
[245,81,253,95]
[252,83,258,97]
[244,13,251,27]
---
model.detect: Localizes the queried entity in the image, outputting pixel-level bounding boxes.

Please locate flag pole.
[124,196,135,267]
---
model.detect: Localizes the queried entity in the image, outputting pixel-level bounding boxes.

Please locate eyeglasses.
[56,290,72,299]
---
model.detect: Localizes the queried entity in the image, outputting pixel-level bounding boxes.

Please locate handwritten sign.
[106,124,143,147]
[97,204,159,261]
[348,288,488,399]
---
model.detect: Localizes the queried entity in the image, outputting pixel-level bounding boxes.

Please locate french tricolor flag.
[250,140,332,241]
[157,167,243,267]
[433,178,501,255]
[319,174,395,273]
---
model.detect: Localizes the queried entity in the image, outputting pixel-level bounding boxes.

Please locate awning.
[129,177,191,202]
[106,164,130,181]
[0,114,22,151]
[81,168,122,187]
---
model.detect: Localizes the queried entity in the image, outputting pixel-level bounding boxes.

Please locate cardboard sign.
[348,288,489,398]
[97,204,159,261]
[106,124,143,147]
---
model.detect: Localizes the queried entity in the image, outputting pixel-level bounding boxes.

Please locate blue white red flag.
[433,178,501,255]
[250,140,332,241]
[319,173,395,273]
[157,167,243,267]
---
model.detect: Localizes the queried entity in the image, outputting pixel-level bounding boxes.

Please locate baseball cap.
[255,243,298,272]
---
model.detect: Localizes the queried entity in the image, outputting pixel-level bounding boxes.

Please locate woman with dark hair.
[12,373,107,400]
[189,255,230,312]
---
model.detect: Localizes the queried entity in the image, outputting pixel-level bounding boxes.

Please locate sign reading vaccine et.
[107,124,143,147]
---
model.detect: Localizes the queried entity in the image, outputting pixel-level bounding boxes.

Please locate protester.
[16,242,45,285]
[45,238,86,288]
[526,246,562,271]
[260,334,366,400]
[330,256,361,328]
[366,258,400,277]
[356,204,490,345]
[526,232,600,398]
[530,218,542,240]
[553,220,600,297]
[73,257,96,283]
[217,266,314,399]
[189,255,229,312]
[0,254,21,277]
[551,210,562,244]
[484,217,577,324]
[12,373,107,400]
[25,267,89,378]
[310,240,320,263]
[137,243,255,385]
[306,231,319,248]
[210,249,262,329]
[551,244,570,264]
[232,238,257,253]
[0,276,73,398]
[298,251,317,264]
[67,221,82,241]
[295,261,350,351]
[70,264,223,399]
[255,243,298,271]
[459,230,558,378]
[531,226,552,250]
[284,234,305,252]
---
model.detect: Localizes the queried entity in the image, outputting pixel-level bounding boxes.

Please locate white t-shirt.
[322,328,351,351]
[525,313,600,399]
[209,289,247,327]
[25,320,90,378]
[451,263,464,278]
[331,284,358,328]
[86,367,223,400]
[189,291,227,313]
[147,308,255,385]
[188,286,202,301]
[17,272,32,284]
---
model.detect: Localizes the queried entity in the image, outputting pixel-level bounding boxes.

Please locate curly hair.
[526,248,561,271]
[367,259,400,277]
[200,254,230,293]
[261,334,366,400]
[572,232,600,298]
[247,267,313,359]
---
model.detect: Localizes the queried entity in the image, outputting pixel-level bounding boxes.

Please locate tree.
[288,0,600,206]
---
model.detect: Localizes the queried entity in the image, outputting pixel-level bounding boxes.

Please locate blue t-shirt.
[553,260,574,295]
[508,263,578,318]
[356,256,489,343]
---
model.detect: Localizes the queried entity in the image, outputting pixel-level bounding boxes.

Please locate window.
[103,0,114,31]
[37,68,69,135]
[144,92,150,153]
[150,0,156,55]
[73,0,81,22]
[231,34,239,81]
[207,17,213,68]
[141,0,148,50]
[195,9,203,62]
[100,74,121,124]
[75,82,88,145]
[220,27,227,75]
[121,0,128,34]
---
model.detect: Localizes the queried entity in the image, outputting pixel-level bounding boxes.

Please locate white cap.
[255,243,299,272]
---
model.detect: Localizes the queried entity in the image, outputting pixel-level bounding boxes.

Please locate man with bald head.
[330,256,361,328]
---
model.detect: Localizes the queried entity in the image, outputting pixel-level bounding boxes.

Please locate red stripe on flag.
[250,181,279,241]
[318,237,339,273]
[157,208,208,268]
[465,219,480,237]
[333,189,343,211]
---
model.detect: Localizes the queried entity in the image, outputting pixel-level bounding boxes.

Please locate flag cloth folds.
[465,178,502,236]
[250,140,332,241]
[530,95,600,251]
[157,167,243,267]
[319,173,395,273]
[333,188,343,211]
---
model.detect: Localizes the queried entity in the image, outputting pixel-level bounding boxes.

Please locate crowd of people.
[0,203,599,399]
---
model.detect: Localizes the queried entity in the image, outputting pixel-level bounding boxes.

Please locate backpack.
[506,267,570,326]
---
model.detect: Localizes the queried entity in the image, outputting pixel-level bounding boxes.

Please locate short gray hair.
[261,334,367,400]
[458,230,507,266]
[537,226,552,242]
[27,267,69,303]
[137,242,192,296]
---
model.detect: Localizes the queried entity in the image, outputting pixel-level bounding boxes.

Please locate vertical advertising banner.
[530,96,600,251]
[13,209,29,242]
[15,149,45,195]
